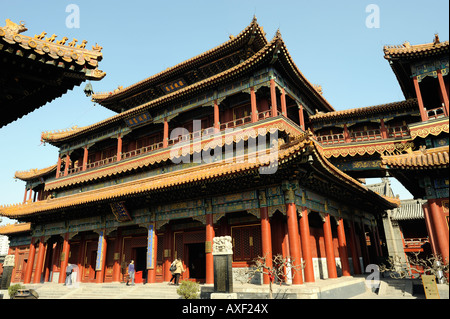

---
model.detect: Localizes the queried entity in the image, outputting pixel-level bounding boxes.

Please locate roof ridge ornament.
[3,19,27,34]
[433,33,440,45]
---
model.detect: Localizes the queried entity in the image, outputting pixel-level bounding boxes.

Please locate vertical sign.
[95,230,105,271]
[422,275,440,299]
[147,224,155,270]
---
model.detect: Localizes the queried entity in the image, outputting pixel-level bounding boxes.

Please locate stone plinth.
[213,236,233,294]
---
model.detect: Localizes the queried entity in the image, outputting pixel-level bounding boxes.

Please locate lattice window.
[175,233,184,260]
[232,225,262,262]
[157,235,164,263]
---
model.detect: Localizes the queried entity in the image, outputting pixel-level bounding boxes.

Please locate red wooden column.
[284,185,303,285]
[413,76,428,122]
[23,239,36,284]
[23,187,28,204]
[56,156,62,178]
[336,217,351,277]
[117,135,123,162]
[163,118,169,148]
[50,241,60,281]
[59,233,71,284]
[323,213,338,279]
[260,206,273,284]
[213,100,220,132]
[359,219,371,266]
[33,237,46,283]
[63,153,70,177]
[298,103,305,130]
[43,241,52,282]
[112,228,123,282]
[82,146,89,171]
[428,199,449,263]
[205,213,215,284]
[163,224,173,282]
[370,225,381,258]
[374,223,383,258]
[380,119,388,139]
[250,87,258,123]
[76,234,86,283]
[280,88,287,117]
[343,124,351,143]
[348,220,362,275]
[437,69,449,116]
[299,206,315,282]
[270,79,278,117]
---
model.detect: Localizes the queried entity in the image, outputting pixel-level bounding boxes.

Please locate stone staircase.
[377,279,413,298]
[24,282,181,299]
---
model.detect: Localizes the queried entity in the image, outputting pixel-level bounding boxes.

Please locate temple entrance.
[83,241,98,282]
[132,246,147,283]
[186,243,205,282]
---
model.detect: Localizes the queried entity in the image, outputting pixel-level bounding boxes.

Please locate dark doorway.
[133,247,147,283]
[187,243,206,280]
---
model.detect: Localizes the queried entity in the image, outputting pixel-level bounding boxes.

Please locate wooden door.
[155,234,164,283]
[83,241,98,282]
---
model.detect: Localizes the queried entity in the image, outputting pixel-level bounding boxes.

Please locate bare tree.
[379,253,449,284]
[244,254,305,299]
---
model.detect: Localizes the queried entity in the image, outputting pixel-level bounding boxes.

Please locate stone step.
[23,283,183,299]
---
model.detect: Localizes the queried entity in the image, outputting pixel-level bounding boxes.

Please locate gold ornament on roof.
[68,38,78,47]
[34,31,46,40]
[4,19,27,34]
[92,43,103,52]
[45,34,57,42]
[77,39,87,49]
[433,34,440,45]
[56,36,68,45]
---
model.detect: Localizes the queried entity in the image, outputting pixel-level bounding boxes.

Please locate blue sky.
[0,0,449,225]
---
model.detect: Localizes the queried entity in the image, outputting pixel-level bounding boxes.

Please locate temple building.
[0,19,105,128]
[0,18,447,289]
[309,34,449,266]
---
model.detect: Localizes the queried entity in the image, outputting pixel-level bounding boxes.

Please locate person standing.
[169,259,177,284]
[173,258,185,286]
[126,260,135,286]
[64,263,74,286]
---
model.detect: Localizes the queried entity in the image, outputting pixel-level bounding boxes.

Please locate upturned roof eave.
[91,17,268,105]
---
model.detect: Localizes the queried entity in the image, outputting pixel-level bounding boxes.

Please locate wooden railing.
[61,113,279,177]
[351,129,382,142]
[121,143,163,160]
[219,115,252,130]
[316,133,345,145]
[388,125,410,138]
[317,124,411,146]
[404,237,429,250]
[427,106,446,120]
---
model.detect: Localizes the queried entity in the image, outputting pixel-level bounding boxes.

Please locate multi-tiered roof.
[0,18,398,223]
